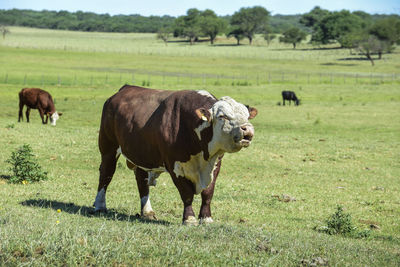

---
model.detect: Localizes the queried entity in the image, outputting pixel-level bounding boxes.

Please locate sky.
[1,0,399,16]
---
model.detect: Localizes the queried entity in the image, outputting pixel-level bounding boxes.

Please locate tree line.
[1,7,399,64]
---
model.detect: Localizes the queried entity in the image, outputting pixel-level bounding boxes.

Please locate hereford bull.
[93,85,257,225]
[18,88,62,126]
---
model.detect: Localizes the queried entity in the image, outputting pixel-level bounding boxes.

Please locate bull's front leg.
[171,175,197,225]
[38,108,46,124]
[199,158,222,224]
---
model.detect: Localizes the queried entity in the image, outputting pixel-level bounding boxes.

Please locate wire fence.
[2,71,399,88]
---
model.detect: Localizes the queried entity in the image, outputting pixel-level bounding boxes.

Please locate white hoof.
[199,217,214,224]
[183,216,198,226]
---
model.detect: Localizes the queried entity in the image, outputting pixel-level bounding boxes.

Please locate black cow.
[282,91,300,106]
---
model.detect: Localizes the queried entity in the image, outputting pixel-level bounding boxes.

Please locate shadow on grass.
[0,174,11,180]
[21,199,170,225]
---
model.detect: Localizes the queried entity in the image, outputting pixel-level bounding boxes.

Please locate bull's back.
[99,86,174,161]
[19,88,53,110]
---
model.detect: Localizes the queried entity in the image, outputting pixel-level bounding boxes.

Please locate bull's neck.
[48,101,56,114]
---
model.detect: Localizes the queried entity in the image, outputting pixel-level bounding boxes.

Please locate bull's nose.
[240,125,254,141]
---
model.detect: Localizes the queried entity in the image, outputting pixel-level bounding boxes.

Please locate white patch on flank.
[173,151,223,194]
[141,195,154,215]
[194,120,210,140]
[94,188,106,211]
[197,90,215,99]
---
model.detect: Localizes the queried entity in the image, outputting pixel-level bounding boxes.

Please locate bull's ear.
[195,108,211,122]
[245,105,258,119]
[58,112,63,116]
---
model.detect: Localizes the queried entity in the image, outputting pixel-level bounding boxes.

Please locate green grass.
[0,27,399,266]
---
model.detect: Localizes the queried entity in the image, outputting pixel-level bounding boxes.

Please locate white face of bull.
[210,96,255,153]
[50,111,60,126]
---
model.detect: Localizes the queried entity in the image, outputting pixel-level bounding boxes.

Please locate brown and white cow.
[18,88,62,126]
[94,85,257,225]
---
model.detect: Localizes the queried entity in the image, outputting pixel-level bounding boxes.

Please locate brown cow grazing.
[94,85,258,225]
[18,88,62,126]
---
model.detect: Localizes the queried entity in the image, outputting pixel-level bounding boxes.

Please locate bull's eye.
[218,115,229,120]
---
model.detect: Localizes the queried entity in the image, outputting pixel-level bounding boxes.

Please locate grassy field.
[0,27,399,266]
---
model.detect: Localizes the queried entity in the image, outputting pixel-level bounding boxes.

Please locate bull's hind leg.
[18,103,24,122]
[199,158,222,224]
[25,107,31,123]
[94,150,119,212]
[134,167,156,220]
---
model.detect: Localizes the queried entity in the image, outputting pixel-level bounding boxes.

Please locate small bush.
[316,205,371,238]
[325,205,354,235]
[5,144,48,184]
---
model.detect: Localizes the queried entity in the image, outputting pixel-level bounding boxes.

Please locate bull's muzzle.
[236,123,254,147]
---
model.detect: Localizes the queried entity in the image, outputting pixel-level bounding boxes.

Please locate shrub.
[5,144,48,184]
[316,205,371,238]
[325,205,354,235]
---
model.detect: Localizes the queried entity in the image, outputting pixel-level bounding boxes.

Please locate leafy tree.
[300,6,330,28]
[199,9,226,44]
[264,32,277,46]
[311,10,365,46]
[230,6,270,45]
[369,16,400,45]
[157,27,171,45]
[279,27,307,49]
[174,8,202,45]
[0,25,10,39]
[227,27,245,45]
